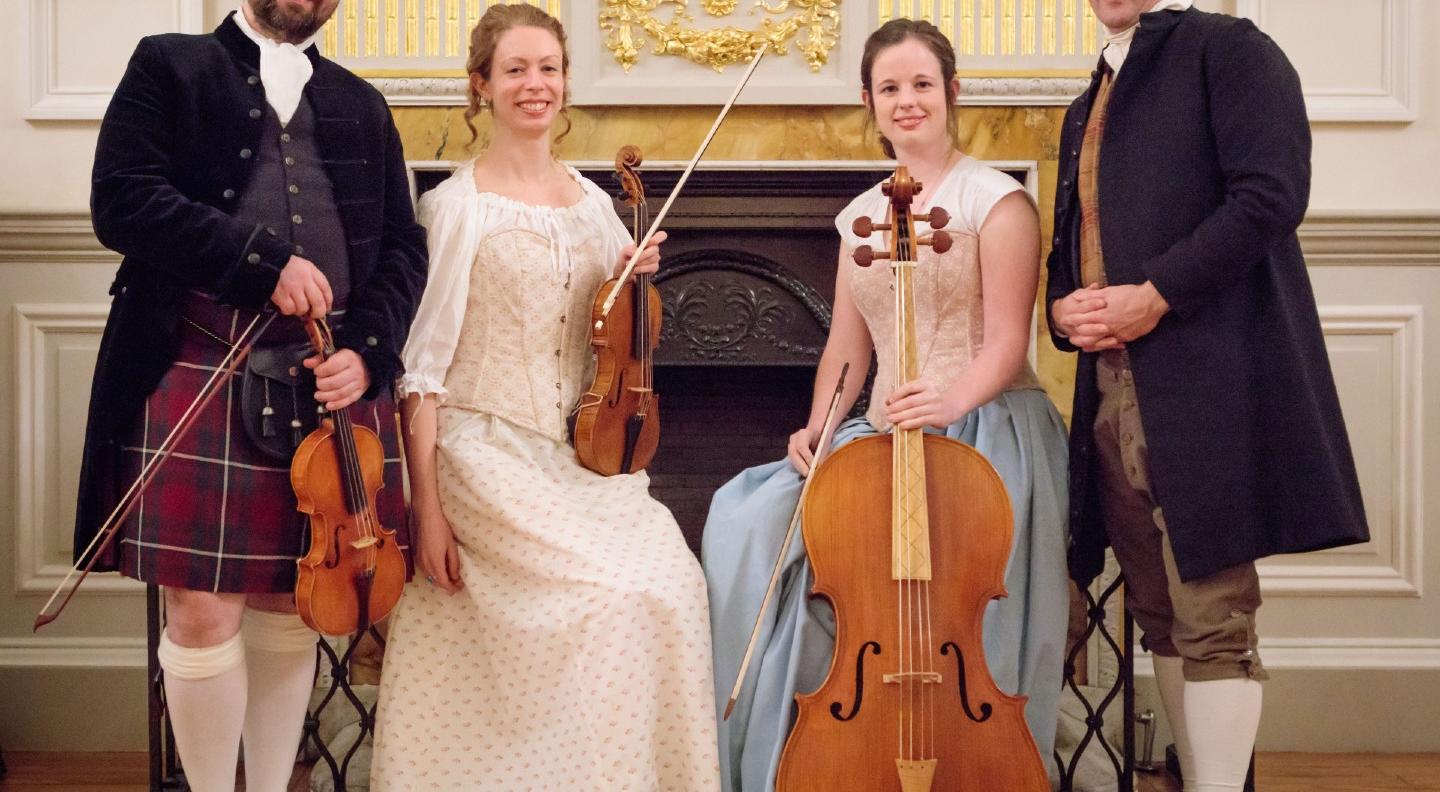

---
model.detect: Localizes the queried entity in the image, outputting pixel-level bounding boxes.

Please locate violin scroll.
[614,144,646,209]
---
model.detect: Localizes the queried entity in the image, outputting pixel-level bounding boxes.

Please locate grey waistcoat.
[235,98,351,308]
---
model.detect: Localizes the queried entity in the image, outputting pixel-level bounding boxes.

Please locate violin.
[776,168,1049,791]
[571,145,662,476]
[291,318,405,636]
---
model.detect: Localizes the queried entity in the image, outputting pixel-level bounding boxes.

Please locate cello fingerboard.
[891,253,933,581]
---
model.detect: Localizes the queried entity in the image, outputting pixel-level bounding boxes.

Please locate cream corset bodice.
[399,161,631,441]
[443,225,610,441]
[849,233,1041,431]
[837,157,1043,432]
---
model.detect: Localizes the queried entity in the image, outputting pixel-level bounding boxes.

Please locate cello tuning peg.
[920,206,950,229]
[851,216,891,239]
[852,245,890,267]
[922,230,954,254]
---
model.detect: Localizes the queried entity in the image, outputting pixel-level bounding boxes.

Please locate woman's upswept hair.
[860,18,960,158]
[463,3,572,147]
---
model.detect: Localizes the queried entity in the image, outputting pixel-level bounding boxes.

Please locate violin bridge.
[625,386,653,395]
[881,671,942,686]
[348,537,379,550]
[895,758,937,792]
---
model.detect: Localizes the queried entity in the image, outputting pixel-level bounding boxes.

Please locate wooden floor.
[1,751,1436,790]
[1134,753,1440,792]
[0,753,307,792]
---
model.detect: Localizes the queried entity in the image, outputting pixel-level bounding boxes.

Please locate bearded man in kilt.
[76,1,427,789]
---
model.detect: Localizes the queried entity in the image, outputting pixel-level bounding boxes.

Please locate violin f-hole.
[608,369,627,408]
[829,640,881,722]
[941,641,993,723]
[325,526,342,569]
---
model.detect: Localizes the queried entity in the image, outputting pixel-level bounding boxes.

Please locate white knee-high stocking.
[240,609,318,792]
[1151,654,1196,790]
[1184,677,1263,792]
[157,630,247,792]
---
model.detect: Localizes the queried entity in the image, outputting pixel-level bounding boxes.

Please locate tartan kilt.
[116,296,411,593]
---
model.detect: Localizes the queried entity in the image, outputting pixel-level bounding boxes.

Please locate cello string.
[892,205,905,762]
[900,218,916,763]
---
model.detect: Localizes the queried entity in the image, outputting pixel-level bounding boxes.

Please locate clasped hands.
[1051,281,1170,352]
[270,253,370,412]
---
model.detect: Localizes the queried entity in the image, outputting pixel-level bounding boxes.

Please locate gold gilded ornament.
[600,0,839,72]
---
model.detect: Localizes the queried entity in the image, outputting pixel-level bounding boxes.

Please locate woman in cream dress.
[371,6,719,790]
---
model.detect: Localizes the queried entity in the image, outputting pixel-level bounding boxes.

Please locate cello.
[571,145,661,476]
[291,318,406,636]
[776,168,1049,791]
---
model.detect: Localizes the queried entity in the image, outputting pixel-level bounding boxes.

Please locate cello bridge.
[882,671,942,685]
[349,537,379,550]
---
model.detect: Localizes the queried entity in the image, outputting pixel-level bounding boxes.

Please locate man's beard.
[249,0,334,43]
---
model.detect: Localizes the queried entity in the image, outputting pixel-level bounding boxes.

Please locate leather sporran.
[241,342,322,461]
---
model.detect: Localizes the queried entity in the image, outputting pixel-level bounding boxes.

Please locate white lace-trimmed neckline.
[452,158,603,274]
[462,158,589,214]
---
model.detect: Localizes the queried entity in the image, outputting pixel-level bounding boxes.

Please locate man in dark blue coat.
[1046,2,1368,789]
[77,1,426,788]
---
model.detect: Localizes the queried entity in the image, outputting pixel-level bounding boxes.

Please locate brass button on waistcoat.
[249,108,262,119]
[240,148,253,159]
[222,188,236,199]
[284,156,296,166]
[292,214,303,225]
[289,184,300,194]
[246,75,259,86]
[247,253,261,264]
[280,133,291,143]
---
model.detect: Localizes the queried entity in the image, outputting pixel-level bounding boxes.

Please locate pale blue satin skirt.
[701,387,1070,792]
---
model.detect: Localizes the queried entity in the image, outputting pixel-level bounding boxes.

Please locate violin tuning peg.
[853,246,891,267]
[922,206,950,230]
[923,230,954,254]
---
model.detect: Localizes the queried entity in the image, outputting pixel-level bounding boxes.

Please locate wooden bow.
[600,42,769,316]
[724,361,850,719]
[33,311,279,630]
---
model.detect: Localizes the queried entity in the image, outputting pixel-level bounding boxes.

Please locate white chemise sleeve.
[948,159,1033,236]
[581,176,634,274]
[397,181,488,403]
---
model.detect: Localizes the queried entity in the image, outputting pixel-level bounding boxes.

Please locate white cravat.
[233,5,317,125]
[1102,0,1193,76]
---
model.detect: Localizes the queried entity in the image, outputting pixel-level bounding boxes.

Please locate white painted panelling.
[13,302,141,595]
[1237,0,1417,122]
[0,636,147,668]
[1135,638,1440,672]
[24,0,205,120]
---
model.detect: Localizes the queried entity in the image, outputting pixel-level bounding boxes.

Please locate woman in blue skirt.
[701,18,1070,791]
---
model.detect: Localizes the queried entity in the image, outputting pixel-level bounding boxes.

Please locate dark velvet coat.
[1045,8,1369,585]
[75,14,427,565]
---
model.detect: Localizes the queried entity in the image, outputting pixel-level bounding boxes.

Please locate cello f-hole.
[829,640,882,722]
[940,641,993,723]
